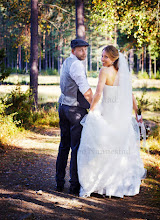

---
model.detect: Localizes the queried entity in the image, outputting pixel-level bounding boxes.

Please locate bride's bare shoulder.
[100,66,112,74]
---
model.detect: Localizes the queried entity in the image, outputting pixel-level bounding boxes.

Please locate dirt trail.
[0,127,159,220]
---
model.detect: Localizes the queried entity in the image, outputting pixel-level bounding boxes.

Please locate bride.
[77,45,146,198]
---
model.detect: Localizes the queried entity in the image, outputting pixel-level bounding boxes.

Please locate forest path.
[0,125,159,220]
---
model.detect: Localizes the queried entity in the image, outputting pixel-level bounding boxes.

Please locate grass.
[140,124,160,206]
[0,100,59,148]
[34,107,59,128]
[132,89,160,123]
[31,102,59,128]
[141,125,160,154]
[2,73,160,86]
[137,71,160,80]
[0,114,25,147]
[2,74,60,85]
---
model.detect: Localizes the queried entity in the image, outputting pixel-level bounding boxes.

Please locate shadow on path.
[0,140,159,220]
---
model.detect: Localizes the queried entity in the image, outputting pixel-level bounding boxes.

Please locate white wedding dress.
[77,54,146,198]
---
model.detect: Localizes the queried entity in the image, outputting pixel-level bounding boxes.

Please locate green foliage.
[153,98,160,112]
[136,70,160,80]
[2,87,35,128]
[34,107,59,127]
[136,88,151,113]
[150,125,160,140]
[0,101,5,115]
[1,0,159,77]
[40,102,59,111]
[1,87,59,129]
[151,71,160,80]
[0,48,12,82]
[41,69,59,76]
[137,71,149,79]
[16,68,29,75]
[0,0,75,67]
[87,71,99,78]
[91,0,159,55]
[145,125,160,157]
[6,67,29,77]
[34,102,59,127]
[0,100,20,146]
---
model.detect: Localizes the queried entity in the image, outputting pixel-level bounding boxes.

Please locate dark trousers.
[56,104,87,189]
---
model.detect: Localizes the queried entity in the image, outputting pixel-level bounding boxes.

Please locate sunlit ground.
[0,128,159,219]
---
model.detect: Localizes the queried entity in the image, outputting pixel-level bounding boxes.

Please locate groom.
[56,39,93,195]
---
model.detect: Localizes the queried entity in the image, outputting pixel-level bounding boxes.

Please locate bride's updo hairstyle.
[103,45,119,71]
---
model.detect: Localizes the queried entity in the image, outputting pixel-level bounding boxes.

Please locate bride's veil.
[116,52,133,127]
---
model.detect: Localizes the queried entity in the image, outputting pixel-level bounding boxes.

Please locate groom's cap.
[71,39,89,48]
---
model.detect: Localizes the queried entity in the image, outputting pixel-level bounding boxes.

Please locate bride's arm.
[90,68,108,111]
[132,93,143,123]
[132,93,138,115]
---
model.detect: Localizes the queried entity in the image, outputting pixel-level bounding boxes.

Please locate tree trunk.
[129,48,134,74]
[39,34,41,73]
[39,49,41,73]
[24,25,28,73]
[144,46,146,72]
[6,40,10,68]
[49,35,51,69]
[114,24,117,46]
[45,32,48,71]
[89,38,92,71]
[11,50,14,69]
[43,32,45,70]
[25,51,28,73]
[86,49,88,72]
[62,39,65,63]
[137,55,139,73]
[49,50,51,69]
[17,49,18,71]
[97,55,99,72]
[52,49,54,70]
[58,55,60,74]
[57,36,60,74]
[149,50,152,78]
[52,32,54,70]
[154,56,156,78]
[60,40,63,69]
[18,46,21,70]
[30,0,38,109]
[75,0,85,40]
[141,48,144,74]
[25,61,28,72]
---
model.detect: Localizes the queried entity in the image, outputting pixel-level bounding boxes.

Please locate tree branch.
[39,3,73,15]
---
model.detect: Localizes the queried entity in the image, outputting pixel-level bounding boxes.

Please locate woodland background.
[0,1,159,219]
[0,0,159,78]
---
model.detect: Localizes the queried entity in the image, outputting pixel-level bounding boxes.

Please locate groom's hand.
[84,88,93,104]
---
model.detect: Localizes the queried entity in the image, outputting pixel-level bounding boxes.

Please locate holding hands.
[136,113,143,124]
